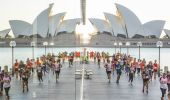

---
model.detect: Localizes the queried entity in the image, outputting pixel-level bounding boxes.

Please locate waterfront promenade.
[0,62,163,100]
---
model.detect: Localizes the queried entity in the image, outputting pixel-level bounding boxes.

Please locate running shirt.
[3,76,11,88]
[54,63,62,71]
[14,62,19,69]
[137,61,141,69]
[142,70,149,79]
[115,63,121,70]
[160,77,167,89]
[37,67,42,73]
[104,63,112,71]
[153,63,158,71]
[130,67,134,73]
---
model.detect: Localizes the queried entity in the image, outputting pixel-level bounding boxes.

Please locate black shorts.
[106,71,111,74]
[116,69,122,76]
[38,72,42,77]
[143,79,149,83]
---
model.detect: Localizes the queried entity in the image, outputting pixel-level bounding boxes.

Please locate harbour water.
[0,47,170,70]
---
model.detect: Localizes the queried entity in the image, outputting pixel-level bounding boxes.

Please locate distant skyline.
[1,0,170,32]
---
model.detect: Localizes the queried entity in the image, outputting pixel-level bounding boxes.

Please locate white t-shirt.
[3,76,11,88]
[160,77,168,89]
[105,63,112,71]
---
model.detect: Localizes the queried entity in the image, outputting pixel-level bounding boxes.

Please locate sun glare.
[76,22,94,44]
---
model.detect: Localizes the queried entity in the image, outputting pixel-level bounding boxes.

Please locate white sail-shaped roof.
[164,29,170,37]
[0,29,11,38]
[104,12,126,36]
[142,20,165,38]
[115,3,142,38]
[33,3,53,37]
[9,20,32,37]
[49,12,66,36]
[57,18,80,34]
[89,18,112,35]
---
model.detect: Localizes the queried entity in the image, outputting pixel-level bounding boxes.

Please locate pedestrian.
[167,71,170,98]
[37,65,43,83]
[153,60,158,79]
[137,59,141,75]
[0,70,4,95]
[104,60,112,83]
[22,70,29,92]
[160,73,167,100]
[115,61,121,83]
[54,61,62,82]
[14,59,19,78]
[142,68,149,94]
[3,72,11,99]
[147,61,153,81]
[129,66,134,85]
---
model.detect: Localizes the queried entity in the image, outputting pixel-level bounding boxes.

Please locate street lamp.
[119,42,122,54]
[156,41,163,77]
[31,42,36,60]
[50,42,54,54]
[126,42,130,56]
[114,42,117,54]
[137,41,142,60]
[43,42,48,57]
[9,41,16,76]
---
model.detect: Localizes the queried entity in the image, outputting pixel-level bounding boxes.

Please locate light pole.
[126,42,130,56]
[31,42,36,60]
[119,42,122,54]
[50,42,54,55]
[114,42,117,54]
[137,42,142,60]
[9,41,16,76]
[43,42,48,57]
[156,41,163,77]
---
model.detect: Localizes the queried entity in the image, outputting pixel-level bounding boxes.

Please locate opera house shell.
[0,3,169,47]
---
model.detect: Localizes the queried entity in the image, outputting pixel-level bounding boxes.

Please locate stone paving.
[0,61,165,100]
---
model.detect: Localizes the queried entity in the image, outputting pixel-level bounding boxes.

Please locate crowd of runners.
[0,51,169,100]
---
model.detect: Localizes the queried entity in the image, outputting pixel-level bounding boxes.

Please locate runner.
[104,60,112,83]
[153,60,158,79]
[3,72,11,99]
[129,66,134,85]
[160,73,167,100]
[167,71,170,99]
[14,59,19,78]
[37,65,43,83]
[19,60,26,80]
[0,70,4,95]
[54,60,62,82]
[142,67,150,94]
[97,52,101,68]
[137,59,141,75]
[22,70,29,92]
[115,61,122,84]
[147,61,153,81]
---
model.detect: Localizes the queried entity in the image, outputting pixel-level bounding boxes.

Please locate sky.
[1,0,170,32]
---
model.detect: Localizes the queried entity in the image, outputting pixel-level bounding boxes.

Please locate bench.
[75,69,94,79]
[75,70,82,78]
[85,70,93,79]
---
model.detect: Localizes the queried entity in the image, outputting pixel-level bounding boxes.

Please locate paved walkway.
[0,61,165,100]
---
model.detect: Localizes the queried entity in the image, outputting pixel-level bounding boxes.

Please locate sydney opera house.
[0,3,170,47]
